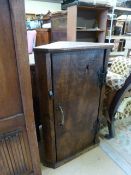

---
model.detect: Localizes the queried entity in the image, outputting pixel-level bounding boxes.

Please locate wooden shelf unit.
[106,4,131,56]
[115,7,131,12]
[106,35,131,40]
[77,28,104,32]
[107,5,131,43]
[51,5,108,43]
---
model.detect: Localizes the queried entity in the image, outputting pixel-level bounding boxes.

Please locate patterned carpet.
[100,117,131,175]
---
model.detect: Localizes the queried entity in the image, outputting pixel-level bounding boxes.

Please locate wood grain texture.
[52,50,104,161]
[67,5,77,41]
[8,0,41,174]
[34,41,113,52]
[51,13,67,42]
[0,129,32,175]
[0,0,22,118]
[34,52,56,165]
[36,28,51,46]
[0,0,41,174]
[97,9,108,42]
[34,42,112,167]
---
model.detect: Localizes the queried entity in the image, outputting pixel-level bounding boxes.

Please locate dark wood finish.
[34,42,113,168]
[36,28,51,46]
[30,65,41,141]
[31,28,51,138]
[51,5,108,42]
[0,0,41,174]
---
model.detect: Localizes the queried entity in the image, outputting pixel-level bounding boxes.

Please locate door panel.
[52,50,104,161]
[0,116,33,175]
[0,0,41,174]
[0,117,32,175]
[0,0,22,118]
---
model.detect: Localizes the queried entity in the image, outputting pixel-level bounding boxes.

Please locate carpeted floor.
[100,117,131,175]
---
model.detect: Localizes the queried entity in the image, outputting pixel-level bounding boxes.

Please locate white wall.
[24,0,61,14]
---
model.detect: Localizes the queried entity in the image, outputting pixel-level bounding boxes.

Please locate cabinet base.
[42,143,99,169]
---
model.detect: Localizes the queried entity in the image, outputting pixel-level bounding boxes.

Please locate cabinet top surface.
[34,41,113,53]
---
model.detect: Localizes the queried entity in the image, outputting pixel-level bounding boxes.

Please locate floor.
[40,115,131,175]
[100,117,131,175]
[41,146,125,175]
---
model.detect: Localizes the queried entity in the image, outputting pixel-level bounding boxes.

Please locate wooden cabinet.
[51,11,67,42]
[51,5,108,42]
[30,65,41,141]
[34,41,112,168]
[36,28,51,46]
[30,28,51,140]
[0,0,41,174]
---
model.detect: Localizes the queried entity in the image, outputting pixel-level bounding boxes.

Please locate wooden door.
[52,50,104,161]
[0,0,41,174]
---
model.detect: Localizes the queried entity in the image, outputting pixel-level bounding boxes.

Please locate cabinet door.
[0,0,41,174]
[52,50,104,161]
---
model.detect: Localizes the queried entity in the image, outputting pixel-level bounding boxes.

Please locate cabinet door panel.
[52,50,104,161]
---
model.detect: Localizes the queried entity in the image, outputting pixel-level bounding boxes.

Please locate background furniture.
[30,64,41,141]
[27,30,37,54]
[106,74,131,138]
[105,58,131,138]
[51,4,108,42]
[124,39,131,57]
[0,0,41,174]
[26,11,51,30]
[34,41,113,168]
[106,4,131,57]
[51,11,67,42]
[36,28,51,46]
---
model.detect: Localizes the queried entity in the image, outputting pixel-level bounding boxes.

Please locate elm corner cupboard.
[0,0,41,175]
[34,41,113,168]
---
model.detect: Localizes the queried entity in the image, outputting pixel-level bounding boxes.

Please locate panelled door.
[0,0,41,174]
[52,50,104,161]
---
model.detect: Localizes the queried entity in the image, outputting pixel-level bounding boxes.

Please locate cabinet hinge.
[98,69,107,87]
[48,90,54,98]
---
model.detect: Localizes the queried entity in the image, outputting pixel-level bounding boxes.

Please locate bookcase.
[51,5,108,42]
[106,6,131,56]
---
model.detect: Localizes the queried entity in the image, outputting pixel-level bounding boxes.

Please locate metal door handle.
[57,105,65,126]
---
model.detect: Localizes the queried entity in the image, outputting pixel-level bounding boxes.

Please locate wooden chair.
[104,58,131,138]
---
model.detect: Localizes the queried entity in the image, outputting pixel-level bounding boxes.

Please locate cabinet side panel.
[35,52,56,165]
[98,49,110,120]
